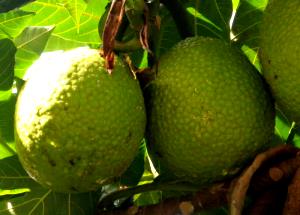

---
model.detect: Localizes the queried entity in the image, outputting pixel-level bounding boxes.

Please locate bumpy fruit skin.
[260,0,300,122]
[15,47,146,193]
[145,37,275,185]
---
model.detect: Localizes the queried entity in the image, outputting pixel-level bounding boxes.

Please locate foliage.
[0,0,298,214]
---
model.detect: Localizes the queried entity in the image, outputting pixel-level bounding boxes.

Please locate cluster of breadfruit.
[15,0,299,193]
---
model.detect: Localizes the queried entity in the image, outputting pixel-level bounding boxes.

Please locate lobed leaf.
[0,39,17,90]
[156,5,182,58]
[0,90,16,159]
[0,156,99,215]
[275,110,300,147]
[232,0,240,10]
[0,10,34,39]
[14,26,55,78]
[60,0,87,31]
[241,45,261,72]
[231,0,269,48]
[0,188,30,196]
[0,0,34,13]
[182,0,233,41]
[120,140,146,187]
[21,0,108,46]
[134,190,161,206]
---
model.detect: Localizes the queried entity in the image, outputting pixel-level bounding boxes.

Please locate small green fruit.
[145,37,275,185]
[15,47,146,193]
[260,0,300,123]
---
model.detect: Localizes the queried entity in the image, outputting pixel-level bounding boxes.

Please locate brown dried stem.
[102,0,126,73]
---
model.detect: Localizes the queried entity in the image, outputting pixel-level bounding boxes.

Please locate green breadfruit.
[260,0,300,123]
[145,37,275,185]
[15,47,146,193]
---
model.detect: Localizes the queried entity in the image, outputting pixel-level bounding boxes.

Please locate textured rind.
[260,0,300,122]
[15,47,146,193]
[145,37,275,185]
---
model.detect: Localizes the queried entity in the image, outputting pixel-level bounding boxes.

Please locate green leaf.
[232,0,240,10]
[275,110,291,142]
[44,35,85,51]
[134,190,161,206]
[120,140,146,186]
[21,0,108,45]
[129,49,148,69]
[183,0,233,40]
[156,5,182,58]
[0,156,99,215]
[0,188,30,197]
[0,10,34,39]
[84,0,108,17]
[0,0,34,13]
[0,39,17,90]
[60,0,87,31]
[241,45,261,72]
[275,109,295,142]
[232,0,269,48]
[14,25,55,78]
[0,90,16,159]
[292,129,300,148]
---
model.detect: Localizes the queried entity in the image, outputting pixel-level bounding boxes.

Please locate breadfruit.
[15,47,146,193]
[260,0,300,123]
[145,37,275,185]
